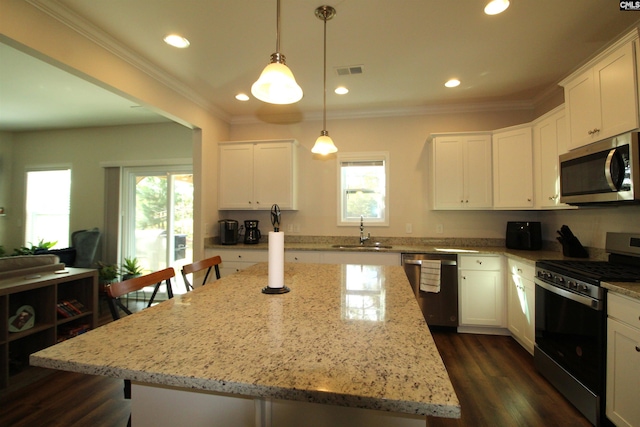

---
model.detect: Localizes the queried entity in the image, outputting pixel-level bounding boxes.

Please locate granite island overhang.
[31,263,460,426]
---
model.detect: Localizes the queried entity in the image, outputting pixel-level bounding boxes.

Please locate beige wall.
[228,109,640,249]
[0,131,13,251]
[1,0,230,260]
[4,123,192,252]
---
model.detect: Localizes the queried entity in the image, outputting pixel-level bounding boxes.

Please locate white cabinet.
[492,126,534,209]
[209,248,268,277]
[506,258,535,354]
[430,133,493,210]
[284,251,321,263]
[561,33,639,150]
[320,251,401,266]
[218,140,298,210]
[606,292,640,427]
[533,106,573,210]
[459,255,506,331]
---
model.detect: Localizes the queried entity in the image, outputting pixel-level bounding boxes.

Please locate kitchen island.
[30,263,460,426]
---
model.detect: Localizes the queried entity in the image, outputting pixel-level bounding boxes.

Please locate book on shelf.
[56,299,89,318]
[57,323,91,342]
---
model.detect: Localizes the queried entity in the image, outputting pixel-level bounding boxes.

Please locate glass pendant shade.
[251,57,303,104]
[484,0,509,15]
[312,132,338,155]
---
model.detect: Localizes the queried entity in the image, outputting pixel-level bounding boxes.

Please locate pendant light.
[311,5,338,155]
[251,0,303,104]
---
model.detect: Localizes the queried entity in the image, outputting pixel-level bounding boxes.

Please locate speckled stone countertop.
[602,281,640,301]
[30,263,460,419]
[205,236,606,264]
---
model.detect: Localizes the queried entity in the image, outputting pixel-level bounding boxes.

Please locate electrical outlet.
[287,224,294,232]
[293,224,301,233]
[436,224,444,234]
[405,223,412,233]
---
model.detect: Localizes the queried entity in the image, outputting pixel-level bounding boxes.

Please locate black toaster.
[506,221,542,250]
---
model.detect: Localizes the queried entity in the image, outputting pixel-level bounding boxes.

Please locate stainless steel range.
[534,232,640,426]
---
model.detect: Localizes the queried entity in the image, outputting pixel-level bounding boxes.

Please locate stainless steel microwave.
[559,132,639,205]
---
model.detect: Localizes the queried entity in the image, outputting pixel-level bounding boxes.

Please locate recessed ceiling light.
[163,34,190,48]
[235,93,250,101]
[484,0,509,15]
[445,79,461,88]
[335,87,349,95]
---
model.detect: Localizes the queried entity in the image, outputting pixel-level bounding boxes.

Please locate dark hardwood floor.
[427,329,592,427]
[1,303,592,427]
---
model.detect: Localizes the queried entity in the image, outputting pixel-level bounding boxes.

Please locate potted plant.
[97,261,119,293]
[121,257,143,280]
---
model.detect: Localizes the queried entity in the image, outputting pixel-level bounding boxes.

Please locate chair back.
[106,267,175,320]
[181,255,222,291]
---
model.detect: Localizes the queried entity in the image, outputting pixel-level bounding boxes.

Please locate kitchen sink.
[433,248,478,253]
[331,244,393,250]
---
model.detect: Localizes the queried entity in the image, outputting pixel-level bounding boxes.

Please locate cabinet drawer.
[507,258,535,279]
[216,250,267,263]
[285,251,321,263]
[460,255,502,270]
[608,293,640,330]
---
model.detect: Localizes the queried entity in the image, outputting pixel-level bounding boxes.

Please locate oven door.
[534,279,605,393]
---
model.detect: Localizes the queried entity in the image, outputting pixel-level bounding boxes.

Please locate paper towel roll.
[268,231,284,288]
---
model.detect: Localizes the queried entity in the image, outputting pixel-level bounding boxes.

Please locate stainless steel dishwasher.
[402,253,458,328]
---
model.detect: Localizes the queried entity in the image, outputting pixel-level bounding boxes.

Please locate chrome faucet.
[359,215,370,245]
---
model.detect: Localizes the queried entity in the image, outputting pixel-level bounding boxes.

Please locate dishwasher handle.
[403,259,457,266]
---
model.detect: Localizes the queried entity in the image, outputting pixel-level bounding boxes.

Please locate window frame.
[336,151,389,227]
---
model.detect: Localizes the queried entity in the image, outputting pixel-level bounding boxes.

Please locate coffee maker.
[244,220,261,244]
[218,219,239,245]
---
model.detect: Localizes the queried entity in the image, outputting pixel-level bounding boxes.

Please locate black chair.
[180,255,222,292]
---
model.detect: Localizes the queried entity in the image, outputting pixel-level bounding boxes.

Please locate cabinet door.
[459,270,504,327]
[534,108,571,209]
[285,251,321,263]
[492,127,533,208]
[464,135,493,209]
[254,142,297,210]
[564,69,599,150]
[432,136,465,209]
[219,144,254,209]
[606,318,640,427]
[521,279,535,353]
[596,41,639,143]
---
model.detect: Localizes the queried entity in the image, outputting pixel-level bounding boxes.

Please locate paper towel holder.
[262,285,290,294]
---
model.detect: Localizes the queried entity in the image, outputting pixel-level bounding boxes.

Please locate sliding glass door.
[122,166,193,294]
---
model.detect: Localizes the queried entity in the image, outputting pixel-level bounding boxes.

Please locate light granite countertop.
[30,263,461,419]
[602,281,640,301]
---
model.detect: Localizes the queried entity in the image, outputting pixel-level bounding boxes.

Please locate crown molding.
[25,0,230,123]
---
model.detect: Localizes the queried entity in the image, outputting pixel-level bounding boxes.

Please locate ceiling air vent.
[335,65,364,76]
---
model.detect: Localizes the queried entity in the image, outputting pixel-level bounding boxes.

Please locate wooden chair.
[106,267,176,320]
[105,267,176,426]
[181,255,222,292]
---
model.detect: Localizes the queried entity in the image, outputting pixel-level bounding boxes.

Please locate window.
[25,169,71,248]
[338,152,389,226]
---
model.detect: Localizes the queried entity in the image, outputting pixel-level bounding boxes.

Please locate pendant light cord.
[322,15,327,131]
[275,0,281,53]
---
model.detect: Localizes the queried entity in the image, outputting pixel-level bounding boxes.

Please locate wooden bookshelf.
[0,268,98,389]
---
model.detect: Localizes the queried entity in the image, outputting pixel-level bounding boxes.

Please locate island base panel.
[132,383,425,427]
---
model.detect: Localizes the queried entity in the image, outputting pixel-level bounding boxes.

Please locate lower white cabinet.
[209,249,401,278]
[459,255,506,330]
[210,248,268,277]
[606,292,640,427]
[506,259,535,354]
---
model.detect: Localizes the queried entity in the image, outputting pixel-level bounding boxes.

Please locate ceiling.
[1,0,640,131]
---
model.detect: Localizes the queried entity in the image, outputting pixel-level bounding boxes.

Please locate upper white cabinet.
[492,126,534,209]
[533,106,573,209]
[561,31,639,150]
[218,139,299,210]
[430,133,493,210]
